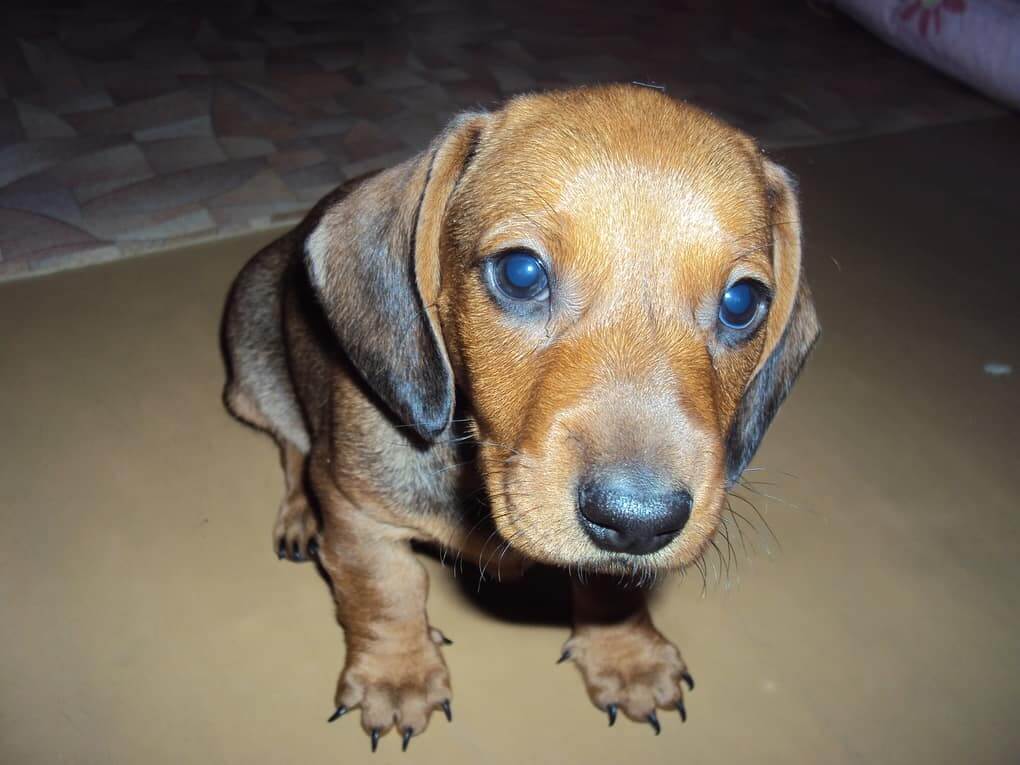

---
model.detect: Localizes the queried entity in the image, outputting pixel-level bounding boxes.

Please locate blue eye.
[719,280,763,330]
[494,251,548,300]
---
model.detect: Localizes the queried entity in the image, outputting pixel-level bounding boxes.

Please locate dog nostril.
[577,474,693,556]
[664,489,693,533]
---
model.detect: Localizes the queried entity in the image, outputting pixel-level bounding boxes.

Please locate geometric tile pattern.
[0,0,1003,280]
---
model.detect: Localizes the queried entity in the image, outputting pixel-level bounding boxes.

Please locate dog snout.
[577,468,693,555]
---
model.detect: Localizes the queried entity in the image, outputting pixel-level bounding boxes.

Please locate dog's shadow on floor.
[313,542,673,630]
[309,544,573,628]
[415,544,573,627]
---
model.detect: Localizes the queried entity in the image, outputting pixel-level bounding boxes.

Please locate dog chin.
[539,549,693,582]
[492,520,698,577]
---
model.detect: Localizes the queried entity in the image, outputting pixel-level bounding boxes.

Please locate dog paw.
[561,623,694,733]
[328,633,452,751]
[273,495,320,562]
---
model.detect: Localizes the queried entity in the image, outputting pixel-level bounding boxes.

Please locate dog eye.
[718,279,765,330]
[494,251,549,301]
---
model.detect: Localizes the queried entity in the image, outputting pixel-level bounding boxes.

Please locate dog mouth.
[475,440,724,574]
[487,486,717,577]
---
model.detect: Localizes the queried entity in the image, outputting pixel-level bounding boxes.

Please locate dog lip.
[655,527,684,538]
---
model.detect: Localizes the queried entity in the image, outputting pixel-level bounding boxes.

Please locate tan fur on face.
[434,86,796,573]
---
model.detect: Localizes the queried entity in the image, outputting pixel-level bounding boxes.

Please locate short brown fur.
[221,84,819,748]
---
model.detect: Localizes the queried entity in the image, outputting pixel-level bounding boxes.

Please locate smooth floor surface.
[1,117,1019,765]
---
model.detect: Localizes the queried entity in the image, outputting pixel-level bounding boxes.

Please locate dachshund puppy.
[221,84,819,751]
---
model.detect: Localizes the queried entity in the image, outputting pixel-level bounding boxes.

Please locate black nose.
[577,471,693,555]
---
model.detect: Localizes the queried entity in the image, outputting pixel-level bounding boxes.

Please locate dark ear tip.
[724,286,819,488]
[415,419,449,441]
[401,378,454,441]
[405,404,451,441]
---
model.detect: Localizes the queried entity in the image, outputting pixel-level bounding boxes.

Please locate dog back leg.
[222,237,309,449]
[222,236,318,560]
[271,440,320,561]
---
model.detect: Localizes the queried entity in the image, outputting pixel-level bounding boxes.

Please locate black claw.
[402,728,413,752]
[370,728,380,753]
[440,700,452,722]
[647,711,661,735]
[292,541,302,561]
[556,650,571,664]
[308,540,319,558]
[607,704,617,727]
[681,671,695,691]
[277,540,286,559]
[441,635,454,646]
[677,700,687,723]
[327,705,347,723]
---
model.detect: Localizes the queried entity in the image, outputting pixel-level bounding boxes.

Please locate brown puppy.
[221,84,819,750]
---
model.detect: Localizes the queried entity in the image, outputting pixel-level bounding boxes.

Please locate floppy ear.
[725,160,821,486]
[304,112,490,441]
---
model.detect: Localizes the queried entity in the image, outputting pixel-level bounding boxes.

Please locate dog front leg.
[310,458,452,752]
[561,576,694,733]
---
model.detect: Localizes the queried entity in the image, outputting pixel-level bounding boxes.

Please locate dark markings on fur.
[724,283,819,485]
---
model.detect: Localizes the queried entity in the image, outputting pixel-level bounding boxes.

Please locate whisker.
[708,538,728,587]
[728,491,780,554]
[717,516,739,580]
[693,556,708,597]
[725,497,751,557]
[728,506,762,557]
[393,416,474,431]
[427,459,476,477]
[741,466,801,480]
[738,480,813,515]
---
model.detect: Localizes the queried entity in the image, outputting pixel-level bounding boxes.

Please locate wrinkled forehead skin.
[447,86,774,308]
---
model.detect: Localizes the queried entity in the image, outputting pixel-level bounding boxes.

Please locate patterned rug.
[0,0,1003,280]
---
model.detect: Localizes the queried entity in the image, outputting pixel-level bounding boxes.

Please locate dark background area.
[0,0,1004,279]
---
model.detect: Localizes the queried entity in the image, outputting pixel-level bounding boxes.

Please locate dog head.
[306,85,819,574]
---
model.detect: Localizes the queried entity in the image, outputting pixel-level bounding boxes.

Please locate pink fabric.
[833,0,1020,109]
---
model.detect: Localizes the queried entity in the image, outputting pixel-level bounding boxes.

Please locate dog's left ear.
[725,160,821,485]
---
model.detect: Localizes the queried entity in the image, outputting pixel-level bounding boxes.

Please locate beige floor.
[2,117,1019,765]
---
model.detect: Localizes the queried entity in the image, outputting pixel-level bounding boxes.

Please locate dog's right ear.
[304,113,490,441]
